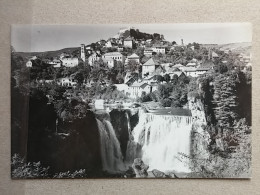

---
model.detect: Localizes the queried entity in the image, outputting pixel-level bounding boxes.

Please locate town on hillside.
[16,27,252,109]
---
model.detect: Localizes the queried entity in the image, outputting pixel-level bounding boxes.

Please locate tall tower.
[181,39,184,46]
[80,44,86,62]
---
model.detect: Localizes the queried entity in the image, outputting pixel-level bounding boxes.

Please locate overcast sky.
[11,23,252,52]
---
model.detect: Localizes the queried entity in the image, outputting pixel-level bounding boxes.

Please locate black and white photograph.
[11,23,252,179]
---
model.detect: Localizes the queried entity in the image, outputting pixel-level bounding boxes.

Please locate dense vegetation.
[185,68,252,178]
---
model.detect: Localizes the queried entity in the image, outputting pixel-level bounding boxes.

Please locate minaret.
[80,44,86,62]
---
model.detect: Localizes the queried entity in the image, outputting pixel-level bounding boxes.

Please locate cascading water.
[128,110,193,173]
[96,118,126,173]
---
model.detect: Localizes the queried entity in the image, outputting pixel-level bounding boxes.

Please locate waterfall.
[128,110,193,173]
[96,118,126,173]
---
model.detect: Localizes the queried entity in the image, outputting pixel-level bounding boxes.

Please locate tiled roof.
[172,64,184,68]
[103,52,123,56]
[196,67,210,71]
[124,36,132,41]
[128,53,139,58]
[143,58,159,66]
[183,67,197,72]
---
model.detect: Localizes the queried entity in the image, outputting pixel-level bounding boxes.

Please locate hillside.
[15,47,80,60]
[114,27,163,41]
[218,42,251,54]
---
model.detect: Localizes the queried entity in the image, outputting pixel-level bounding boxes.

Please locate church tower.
[80,44,86,62]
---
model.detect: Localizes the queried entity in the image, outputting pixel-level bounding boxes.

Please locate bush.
[11,154,49,178]
[53,169,87,178]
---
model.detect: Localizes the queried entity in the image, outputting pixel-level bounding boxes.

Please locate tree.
[171,74,178,84]
[155,75,164,83]
[126,60,138,72]
[164,74,170,83]
[74,72,84,85]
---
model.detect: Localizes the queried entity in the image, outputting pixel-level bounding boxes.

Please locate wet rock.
[148,169,167,178]
[167,172,178,178]
[125,166,136,178]
[132,158,149,178]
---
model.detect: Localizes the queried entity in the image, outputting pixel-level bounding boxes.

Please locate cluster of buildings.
[25,33,252,99]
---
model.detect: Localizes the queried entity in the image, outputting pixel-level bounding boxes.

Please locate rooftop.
[143,58,160,66]
[128,53,139,58]
[103,52,123,56]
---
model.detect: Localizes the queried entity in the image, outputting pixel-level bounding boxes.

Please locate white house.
[114,84,129,94]
[125,53,140,65]
[196,67,211,76]
[26,60,33,68]
[61,57,79,67]
[117,45,124,52]
[172,64,185,71]
[105,41,112,48]
[44,59,61,68]
[144,48,153,56]
[124,36,133,48]
[186,62,197,68]
[152,45,166,54]
[102,52,125,63]
[183,67,197,77]
[103,57,114,68]
[88,52,100,66]
[58,77,77,88]
[142,58,160,77]
[128,82,151,98]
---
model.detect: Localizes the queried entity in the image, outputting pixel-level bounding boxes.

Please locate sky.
[11,23,252,52]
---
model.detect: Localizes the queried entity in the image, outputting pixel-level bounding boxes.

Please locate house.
[212,51,219,59]
[105,41,112,48]
[26,60,33,68]
[44,59,62,68]
[88,52,101,66]
[142,58,160,77]
[168,71,185,79]
[125,53,140,65]
[103,57,114,68]
[142,75,158,85]
[152,45,166,54]
[183,67,197,77]
[144,48,154,56]
[61,57,79,67]
[124,36,133,48]
[172,64,185,71]
[117,45,124,52]
[58,77,77,88]
[196,67,211,76]
[114,84,129,94]
[186,62,197,68]
[52,59,62,68]
[160,63,172,71]
[128,82,151,98]
[102,52,124,63]
[146,39,152,43]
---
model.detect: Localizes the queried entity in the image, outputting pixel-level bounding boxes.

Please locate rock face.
[26,93,102,176]
[110,109,130,159]
[132,158,149,178]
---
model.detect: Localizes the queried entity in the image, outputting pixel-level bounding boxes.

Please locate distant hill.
[15,47,80,60]
[201,42,251,55]
[217,42,251,55]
